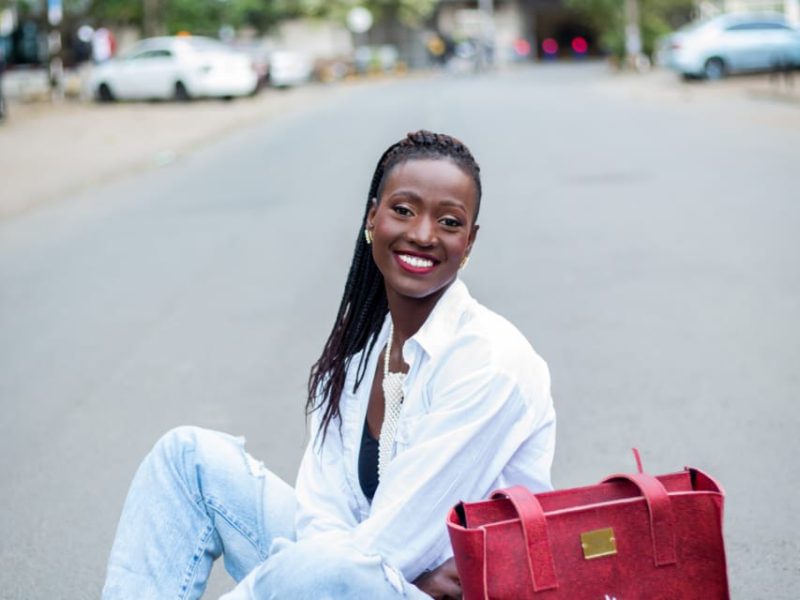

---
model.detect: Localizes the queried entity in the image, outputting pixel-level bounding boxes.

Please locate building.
[435,0,600,60]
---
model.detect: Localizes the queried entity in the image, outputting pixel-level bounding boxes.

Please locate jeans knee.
[153,425,202,461]
[151,425,237,489]
[154,425,232,460]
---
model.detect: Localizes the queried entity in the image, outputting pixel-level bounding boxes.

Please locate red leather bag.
[446,451,729,599]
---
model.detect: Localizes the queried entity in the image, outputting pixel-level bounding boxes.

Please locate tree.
[566,0,693,59]
[53,0,441,38]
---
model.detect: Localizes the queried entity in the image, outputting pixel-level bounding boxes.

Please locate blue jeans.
[102,426,430,599]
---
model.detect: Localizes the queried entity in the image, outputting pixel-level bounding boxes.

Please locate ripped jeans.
[102,426,430,600]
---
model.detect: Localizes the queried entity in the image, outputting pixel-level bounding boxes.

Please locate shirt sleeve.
[350,353,554,581]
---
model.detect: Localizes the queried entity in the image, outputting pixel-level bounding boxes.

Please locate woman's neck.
[385,283,451,345]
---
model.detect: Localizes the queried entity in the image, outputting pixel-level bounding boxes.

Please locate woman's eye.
[440,217,463,228]
[393,206,413,216]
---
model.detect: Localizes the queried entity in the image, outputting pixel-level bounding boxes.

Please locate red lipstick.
[393,251,438,275]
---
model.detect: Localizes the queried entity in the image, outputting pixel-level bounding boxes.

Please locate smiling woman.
[368,159,478,300]
[102,131,556,600]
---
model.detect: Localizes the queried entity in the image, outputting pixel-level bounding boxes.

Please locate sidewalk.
[593,66,800,112]
[0,83,354,219]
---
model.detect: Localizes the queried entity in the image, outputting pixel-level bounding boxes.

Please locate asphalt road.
[1,64,798,598]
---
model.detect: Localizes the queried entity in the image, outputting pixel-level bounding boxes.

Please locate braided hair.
[307,130,482,441]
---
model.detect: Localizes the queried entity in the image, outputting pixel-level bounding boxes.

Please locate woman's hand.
[413,557,462,600]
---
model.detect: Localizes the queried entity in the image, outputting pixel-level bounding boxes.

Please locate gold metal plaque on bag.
[580,527,617,560]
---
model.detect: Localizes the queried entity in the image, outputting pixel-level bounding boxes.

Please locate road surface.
[1,64,798,598]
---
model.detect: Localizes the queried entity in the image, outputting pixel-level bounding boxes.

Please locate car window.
[120,46,146,60]
[726,21,787,32]
[129,49,173,60]
[758,23,791,30]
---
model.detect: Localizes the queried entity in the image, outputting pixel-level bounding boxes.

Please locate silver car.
[660,12,800,80]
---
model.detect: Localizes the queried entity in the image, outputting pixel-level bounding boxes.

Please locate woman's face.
[366,158,479,302]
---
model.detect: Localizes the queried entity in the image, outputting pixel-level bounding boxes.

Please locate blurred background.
[1,0,799,598]
[0,0,797,100]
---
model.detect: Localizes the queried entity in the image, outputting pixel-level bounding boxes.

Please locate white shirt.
[294,279,556,581]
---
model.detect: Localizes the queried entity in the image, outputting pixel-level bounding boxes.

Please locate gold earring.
[460,255,470,269]
[364,229,373,245]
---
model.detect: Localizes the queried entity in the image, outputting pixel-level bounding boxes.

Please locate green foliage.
[162,0,224,35]
[371,0,439,26]
[278,0,439,27]
[74,0,301,32]
[86,0,143,26]
[566,0,624,56]
[225,0,302,32]
[566,0,693,58]
[60,0,438,35]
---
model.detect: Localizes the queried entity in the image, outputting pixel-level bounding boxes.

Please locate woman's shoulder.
[421,300,550,418]
[420,282,549,402]
[454,297,548,380]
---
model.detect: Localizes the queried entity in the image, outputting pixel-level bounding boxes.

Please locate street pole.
[624,0,644,70]
[478,0,494,68]
[143,0,161,37]
[46,0,64,100]
[0,2,14,120]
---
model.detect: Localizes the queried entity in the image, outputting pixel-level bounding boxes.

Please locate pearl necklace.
[379,319,406,479]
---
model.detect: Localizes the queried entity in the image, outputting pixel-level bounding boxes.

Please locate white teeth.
[398,254,434,268]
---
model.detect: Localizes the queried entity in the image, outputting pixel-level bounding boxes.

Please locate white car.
[89,36,258,101]
[267,50,314,87]
[660,12,800,80]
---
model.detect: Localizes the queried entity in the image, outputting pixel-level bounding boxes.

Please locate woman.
[102,131,556,600]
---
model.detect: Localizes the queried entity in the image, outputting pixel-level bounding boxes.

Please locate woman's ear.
[465,223,480,256]
[366,198,378,230]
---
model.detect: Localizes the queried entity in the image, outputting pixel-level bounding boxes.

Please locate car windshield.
[118,45,153,60]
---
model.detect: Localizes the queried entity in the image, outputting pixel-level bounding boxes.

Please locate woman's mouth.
[394,252,438,274]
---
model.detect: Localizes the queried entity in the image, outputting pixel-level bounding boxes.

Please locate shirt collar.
[403,278,472,361]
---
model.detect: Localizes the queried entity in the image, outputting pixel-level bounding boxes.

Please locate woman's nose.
[406,216,436,246]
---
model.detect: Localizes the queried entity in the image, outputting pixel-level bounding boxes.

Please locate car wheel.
[174,81,191,102]
[769,55,791,74]
[703,57,725,81]
[97,83,115,102]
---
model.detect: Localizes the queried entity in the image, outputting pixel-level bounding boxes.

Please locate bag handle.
[490,485,558,591]
[600,472,677,566]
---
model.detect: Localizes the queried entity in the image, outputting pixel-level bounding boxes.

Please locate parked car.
[659,12,800,80]
[267,50,313,88]
[89,36,258,102]
[228,40,271,89]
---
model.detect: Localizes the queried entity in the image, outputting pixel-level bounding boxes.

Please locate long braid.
[307,130,482,442]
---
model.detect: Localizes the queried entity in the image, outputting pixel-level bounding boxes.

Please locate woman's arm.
[414,557,462,599]
[294,412,360,540]
[350,354,555,581]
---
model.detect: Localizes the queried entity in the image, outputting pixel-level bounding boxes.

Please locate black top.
[358,418,379,501]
